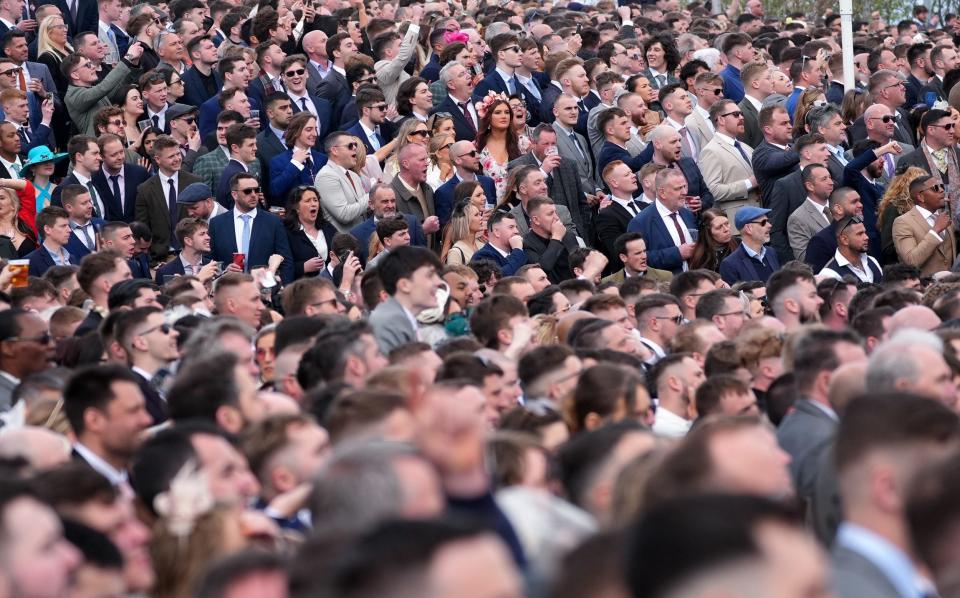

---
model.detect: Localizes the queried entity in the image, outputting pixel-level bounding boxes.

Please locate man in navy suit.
[627,169,697,275]
[27,206,77,276]
[217,124,261,209]
[314,32,357,129]
[433,140,497,227]
[208,172,294,283]
[60,184,104,259]
[346,86,392,156]
[198,57,263,139]
[181,35,220,107]
[719,206,782,284]
[842,139,900,260]
[155,217,218,284]
[431,61,479,142]
[0,86,54,156]
[350,183,428,262]
[92,134,150,222]
[471,33,540,127]
[597,107,654,175]
[98,220,149,279]
[268,111,327,205]
[281,54,333,146]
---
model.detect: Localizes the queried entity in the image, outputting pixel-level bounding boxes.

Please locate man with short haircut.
[471,211,527,277]
[432,61,480,142]
[92,133,150,223]
[52,135,105,218]
[893,174,957,276]
[63,364,152,486]
[596,106,651,175]
[216,123,261,209]
[390,143,436,236]
[197,56,262,139]
[349,183,430,261]
[699,99,758,220]
[181,35,220,106]
[135,135,202,261]
[192,109,244,194]
[719,33,756,101]
[649,352,704,437]
[695,289,749,340]
[154,217,217,283]
[297,320,388,390]
[602,232,673,285]
[63,42,143,135]
[541,58,592,134]
[820,217,884,283]
[315,131,368,232]
[737,62,773,148]
[368,246,444,352]
[627,168,697,275]
[168,350,264,434]
[634,293,684,365]
[98,221,145,279]
[866,330,956,407]
[0,87,52,155]
[920,44,958,101]
[281,54,333,137]
[114,306,179,424]
[314,32,359,126]
[695,374,760,417]
[685,71,723,150]
[752,105,801,206]
[847,70,916,148]
[805,187,866,272]
[434,140,496,227]
[647,123,715,209]
[60,184,103,259]
[596,160,642,265]
[524,197,605,284]
[553,93,598,194]
[345,86,393,162]
[210,273,264,331]
[832,394,959,598]
[766,268,824,332]
[896,109,960,202]
[372,13,420,106]
[280,278,345,317]
[0,308,55,410]
[367,217,410,269]
[807,105,850,185]
[469,294,532,355]
[74,249,133,335]
[517,345,582,407]
[27,206,77,276]
[786,163,835,262]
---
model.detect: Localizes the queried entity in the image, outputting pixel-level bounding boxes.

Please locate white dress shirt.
[805,197,832,226]
[160,171,179,210]
[359,120,381,151]
[916,205,947,241]
[693,104,715,133]
[820,250,881,283]
[610,194,641,217]
[147,105,168,130]
[287,90,317,116]
[73,442,128,486]
[652,407,692,438]
[72,171,106,218]
[0,154,22,179]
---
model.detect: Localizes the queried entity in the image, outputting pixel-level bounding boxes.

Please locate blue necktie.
[734,141,750,165]
[508,75,518,95]
[240,213,251,257]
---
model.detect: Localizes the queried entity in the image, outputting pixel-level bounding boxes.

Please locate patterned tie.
[669,212,687,244]
[657,74,666,87]
[932,148,949,173]
[239,213,252,255]
[458,101,476,132]
[75,223,93,250]
[85,182,101,218]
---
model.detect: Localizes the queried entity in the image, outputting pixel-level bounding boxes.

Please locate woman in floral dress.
[475,93,523,202]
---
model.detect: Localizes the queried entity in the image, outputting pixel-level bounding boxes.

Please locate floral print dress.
[479,135,531,202]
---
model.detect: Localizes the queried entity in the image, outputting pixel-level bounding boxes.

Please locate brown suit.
[892,207,957,276]
[601,267,673,287]
[134,171,201,262]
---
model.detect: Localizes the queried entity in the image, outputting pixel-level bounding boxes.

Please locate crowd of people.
[3,0,960,596]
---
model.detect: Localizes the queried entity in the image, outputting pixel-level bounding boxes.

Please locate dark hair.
[194,550,286,597]
[63,364,141,436]
[695,374,751,417]
[376,246,442,295]
[555,421,645,508]
[296,319,373,390]
[396,76,428,117]
[283,185,326,232]
[469,294,528,348]
[167,351,241,423]
[571,363,644,432]
[792,329,862,394]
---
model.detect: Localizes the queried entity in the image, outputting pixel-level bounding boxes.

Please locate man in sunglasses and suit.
[895,109,960,202]
[315,131,369,232]
[893,173,957,277]
[719,207,782,285]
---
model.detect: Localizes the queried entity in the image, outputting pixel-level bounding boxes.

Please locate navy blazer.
[268,148,328,207]
[433,174,497,228]
[432,96,477,142]
[346,121,385,155]
[289,93,334,145]
[207,209,294,283]
[752,141,801,207]
[92,163,151,223]
[216,160,251,210]
[349,215,427,262]
[420,55,441,82]
[719,244,782,284]
[842,149,884,259]
[597,141,653,177]
[26,245,77,276]
[804,224,838,273]
[675,157,715,211]
[626,204,696,274]
[64,218,105,259]
[314,70,351,131]
[129,254,151,279]
[285,222,336,280]
[180,65,221,107]
[198,93,263,140]
[154,254,213,284]
[471,70,541,127]
[111,24,130,57]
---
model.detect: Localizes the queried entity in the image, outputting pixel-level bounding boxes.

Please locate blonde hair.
[877,166,927,229]
[350,135,367,175]
[439,203,480,262]
[37,15,72,55]
[0,188,21,231]
[429,133,453,168]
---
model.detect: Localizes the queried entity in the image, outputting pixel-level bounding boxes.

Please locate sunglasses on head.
[238,186,261,195]
[285,68,306,77]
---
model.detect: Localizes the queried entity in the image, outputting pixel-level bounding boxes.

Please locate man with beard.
[820,217,884,283]
[844,139,902,260]
[805,187,865,272]
[350,183,429,261]
[719,207,781,285]
[62,364,153,488]
[766,268,825,332]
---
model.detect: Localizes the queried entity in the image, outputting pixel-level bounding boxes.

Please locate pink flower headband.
[443,31,468,45]
[476,91,509,120]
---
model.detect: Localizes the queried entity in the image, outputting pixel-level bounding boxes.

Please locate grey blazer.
[831,544,905,598]
[507,153,591,241]
[586,101,610,158]
[553,122,597,192]
[509,203,578,238]
[368,297,417,353]
[0,374,15,412]
[787,199,832,263]
[776,399,838,501]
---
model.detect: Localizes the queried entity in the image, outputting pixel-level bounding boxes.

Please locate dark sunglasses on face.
[923,183,945,193]
[285,68,306,77]
[372,103,388,111]
[411,130,431,138]
[721,110,743,118]
[931,122,956,130]
[750,218,770,227]
[140,323,172,336]
[460,150,478,158]
[238,186,261,195]
[869,115,897,123]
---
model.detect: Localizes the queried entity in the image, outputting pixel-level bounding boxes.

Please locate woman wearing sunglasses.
[381,119,431,183]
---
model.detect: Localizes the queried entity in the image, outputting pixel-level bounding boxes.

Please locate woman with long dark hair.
[283,185,336,280]
[476,94,522,202]
[689,208,739,272]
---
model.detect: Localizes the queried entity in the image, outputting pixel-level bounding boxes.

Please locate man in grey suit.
[831,393,959,598]
[0,309,54,412]
[508,125,594,243]
[552,93,599,194]
[776,329,866,504]
[368,246,445,353]
[787,164,834,262]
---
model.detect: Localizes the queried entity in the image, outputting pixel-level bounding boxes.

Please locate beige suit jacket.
[787,199,832,262]
[699,136,757,204]
[684,109,714,154]
[315,162,369,232]
[892,207,957,276]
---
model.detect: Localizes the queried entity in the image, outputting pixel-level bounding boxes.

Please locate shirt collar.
[73,442,128,486]
[742,242,767,261]
[714,131,737,146]
[694,104,711,120]
[743,94,763,110]
[916,204,936,221]
[835,523,926,598]
[233,207,257,220]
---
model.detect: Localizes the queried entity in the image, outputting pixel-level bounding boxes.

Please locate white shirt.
[820,249,881,283]
[301,224,328,259]
[73,171,105,218]
[652,407,692,438]
[915,205,946,241]
[70,219,96,250]
[73,442,128,486]
[692,104,715,133]
[0,154,22,179]
[102,166,126,210]
[147,105,168,130]
[655,200,689,271]
[179,251,202,276]
[233,207,257,254]
[448,93,479,128]
[160,171,179,210]
[610,194,641,217]
[287,89,317,116]
[743,93,763,112]
[359,120,381,151]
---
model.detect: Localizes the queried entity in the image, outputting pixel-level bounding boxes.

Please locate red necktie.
[669,212,687,244]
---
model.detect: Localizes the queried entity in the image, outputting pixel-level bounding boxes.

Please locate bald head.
[889,305,941,334]
[650,124,681,144]
[450,140,475,159]
[863,103,891,119]
[827,361,867,414]
[302,30,328,57]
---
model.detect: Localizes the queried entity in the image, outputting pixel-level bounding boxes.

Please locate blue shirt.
[43,244,70,266]
[742,242,767,262]
[721,64,744,102]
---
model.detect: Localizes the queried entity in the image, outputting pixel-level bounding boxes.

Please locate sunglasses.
[721,110,743,118]
[923,183,945,193]
[411,130,431,138]
[700,88,723,96]
[501,45,521,53]
[5,332,51,344]
[931,122,956,130]
[868,115,897,123]
[175,116,195,125]
[139,323,172,336]
[653,314,685,324]
[0,67,21,76]
[459,150,478,158]
[238,186,261,195]
[337,142,358,150]
[371,103,388,111]
[285,68,306,77]
[838,215,864,233]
